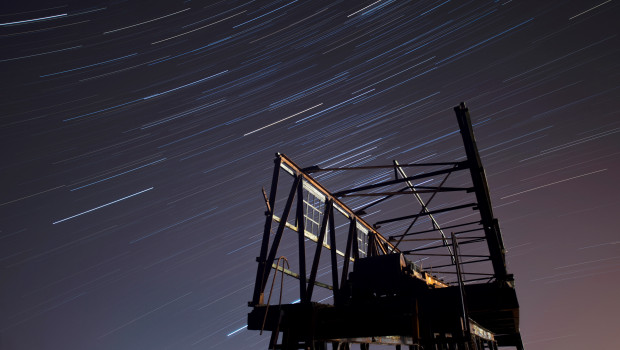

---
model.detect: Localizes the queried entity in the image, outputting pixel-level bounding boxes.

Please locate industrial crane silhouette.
[248,103,524,350]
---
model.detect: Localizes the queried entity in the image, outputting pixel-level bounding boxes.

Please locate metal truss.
[248,103,523,350]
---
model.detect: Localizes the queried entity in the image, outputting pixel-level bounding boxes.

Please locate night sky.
[2,1,619,349]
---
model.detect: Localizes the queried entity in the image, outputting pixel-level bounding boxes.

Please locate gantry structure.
[248,103,524,349]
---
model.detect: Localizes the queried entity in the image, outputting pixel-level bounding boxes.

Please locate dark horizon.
[1,1,619,349]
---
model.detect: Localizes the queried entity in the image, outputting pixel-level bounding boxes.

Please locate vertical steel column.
[452,233,470,337]
[328,210,340,303]
[252,156,282,306]
[306,199,333,302]
[454,103,507,280]
[340,218,356,291]
[352,220,360,260]
[367,232,377,257]
[296,179,308,301]
[260,175,302,302]
[515,336,524,350]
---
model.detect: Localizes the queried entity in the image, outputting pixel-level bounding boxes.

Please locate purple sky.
[1,1,619,349]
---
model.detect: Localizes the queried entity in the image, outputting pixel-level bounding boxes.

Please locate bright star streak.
[244,103,323,136]
[347,0,385,17]
[226,325,246,337]
[569,0,612,20]
[500,169,607,199]
[103,8,191,34]
[53,187,154,224]
[0,14,67,26]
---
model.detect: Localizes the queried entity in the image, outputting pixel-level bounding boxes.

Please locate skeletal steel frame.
[248,103,522,349]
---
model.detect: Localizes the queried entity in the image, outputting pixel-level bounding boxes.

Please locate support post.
[328,209,340,303]
[454,103,507,280]
[452,233,470,337]
[340,218,356,291]
[260,175,301,302]
[252,156,282,306]
[296,179,308,301]
[306,199,333,302]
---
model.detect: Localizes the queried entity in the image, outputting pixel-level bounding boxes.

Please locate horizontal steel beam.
[333,161,468,197]
[271,263,332,290]
[389,220,481,240]
[375,203,477,226]
[306,162,463,172]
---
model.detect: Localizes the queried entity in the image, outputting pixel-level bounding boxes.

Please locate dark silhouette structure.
[248,103,524,349]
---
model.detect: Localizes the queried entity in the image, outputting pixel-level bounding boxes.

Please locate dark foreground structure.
[248,103,524,349]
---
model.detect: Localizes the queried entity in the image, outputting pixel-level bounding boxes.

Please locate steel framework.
[248,103,524,350]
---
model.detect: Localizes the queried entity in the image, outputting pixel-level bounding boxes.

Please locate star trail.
[1,1,619,349]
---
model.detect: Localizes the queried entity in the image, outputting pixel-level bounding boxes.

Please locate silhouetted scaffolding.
[248,103,524,350]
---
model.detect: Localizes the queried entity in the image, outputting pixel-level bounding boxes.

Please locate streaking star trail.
[1,1,619,350]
